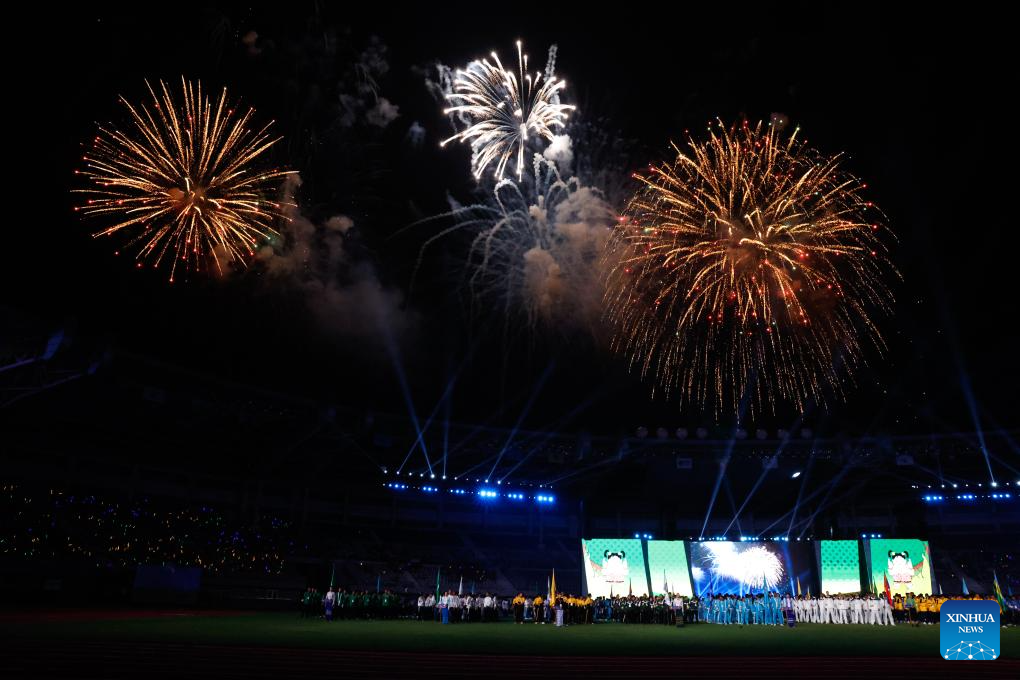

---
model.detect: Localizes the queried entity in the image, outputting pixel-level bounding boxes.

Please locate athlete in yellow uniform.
[512,593,526,624]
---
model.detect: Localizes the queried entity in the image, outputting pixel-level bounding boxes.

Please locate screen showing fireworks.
[867,538,933,597]
[646,540,694,597]
[690,541,815,596]
[581,538,649,598]
[819,540,863,594]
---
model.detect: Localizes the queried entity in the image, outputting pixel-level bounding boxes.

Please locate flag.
[807,586,811,599]
[471,581,476,595]
[664,570,669,595]
[549,569,557,606]
[628,578,633,597]
[434,566,441,601]
[458,575,463,596]
[376,574,381,593]
[994,572,1007,614]
[329,563,335,590]
[961,576,969,596]
[883,573,892,606]
[939,582,943,596]
[797,577,802,596]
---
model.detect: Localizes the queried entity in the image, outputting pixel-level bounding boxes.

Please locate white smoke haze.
[413,156,615,335]
[405,121,426,148]
[542,134,574,172]
[366,97,399,127]
[337,38,399,129]
[258,174,414,341]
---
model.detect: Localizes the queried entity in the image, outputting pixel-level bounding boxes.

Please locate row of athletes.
[302,587,402,620]
[891,592,1014,625]
[417,592,510,622]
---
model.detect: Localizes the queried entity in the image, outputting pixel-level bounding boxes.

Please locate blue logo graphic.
[940,599,999,660]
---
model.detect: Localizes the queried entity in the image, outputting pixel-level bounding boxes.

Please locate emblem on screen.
[601,550,628,583]
[940,600,999,660]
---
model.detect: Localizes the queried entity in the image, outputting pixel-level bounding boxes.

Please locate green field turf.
[4,614,1019,657]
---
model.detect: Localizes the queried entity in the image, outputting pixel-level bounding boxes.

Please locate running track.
[2,642,1017,679]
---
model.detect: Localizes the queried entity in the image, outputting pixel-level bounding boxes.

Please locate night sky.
[7,3,1017,438]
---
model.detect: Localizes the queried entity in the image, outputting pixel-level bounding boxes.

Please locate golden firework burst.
[76,78,292,281]
[603,120,896,414]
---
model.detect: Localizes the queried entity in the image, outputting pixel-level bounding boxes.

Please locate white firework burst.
[441,41,575,180]
[705,543,785,590]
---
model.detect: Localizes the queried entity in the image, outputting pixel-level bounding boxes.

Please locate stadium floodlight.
[791,471,802,479]
[990,481,998,488]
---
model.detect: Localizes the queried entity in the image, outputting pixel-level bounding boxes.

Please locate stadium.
[3,3,1018,678]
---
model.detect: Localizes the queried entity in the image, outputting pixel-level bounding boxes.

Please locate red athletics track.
[0,609,252,624]
[1,642,1017,679]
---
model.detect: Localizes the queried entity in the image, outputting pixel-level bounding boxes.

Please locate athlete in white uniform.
[880,597,895,625]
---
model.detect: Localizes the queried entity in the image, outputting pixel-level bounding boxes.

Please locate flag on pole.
[883,573,893,606]
[628,578,633,597]
[549,569,557,607]
[329,562,336,590]
[471,581,476,595]
[458,575,463,596]
[434,566,441,601]
[664,570,669,596]
[376,574,381,593]
[807,586,811,599]
[994,572,1007,614]
[961,576,969,596]
[796,577,802,597]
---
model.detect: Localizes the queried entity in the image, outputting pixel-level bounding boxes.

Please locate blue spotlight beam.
[384,335,432,476]
[498,390,604,483]
[699,383,754,539]
[722,416,803,535]
[486,361,554,481]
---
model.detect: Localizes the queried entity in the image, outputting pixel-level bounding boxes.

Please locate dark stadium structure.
[3,339,1016,608]
[4,4,1020,678]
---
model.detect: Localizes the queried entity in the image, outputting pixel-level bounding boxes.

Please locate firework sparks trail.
[441,42,575,181]
[412,155,614,332]
[603,120,896,414]
[76,78,292,281]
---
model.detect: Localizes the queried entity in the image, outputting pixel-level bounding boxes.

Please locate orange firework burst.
[603,120,896,414]
[75,79,292,281]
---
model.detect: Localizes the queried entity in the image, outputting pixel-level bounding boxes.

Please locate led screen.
[690,541,814,596]
[581,538,649,597]
[868,538,933,597]
[646,540,693,597]
[819,540,862,594]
